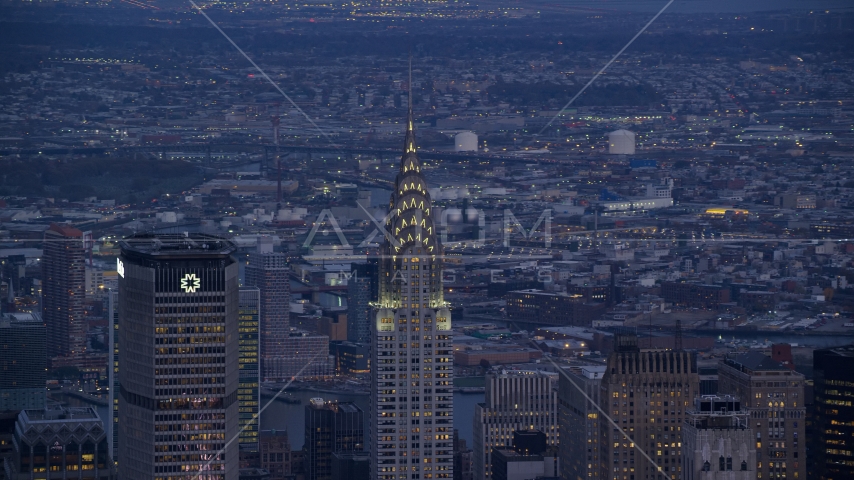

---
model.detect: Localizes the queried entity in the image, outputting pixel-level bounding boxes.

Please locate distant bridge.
[0,142,559,165]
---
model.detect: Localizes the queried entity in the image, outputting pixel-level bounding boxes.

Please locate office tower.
[259,429,292,480]
[347,260,378,345]
[281,331,331,379]
[371,100,455,480]
[332,451,370,480]
[491,431,559,480]
[558,365,606,480]
[107,290,119,466]
[305,398,364,480]
[812,345,854,480]
[239,287,261,452]
[244,239,290,381]
[599,335,699,480]
[42,223,86,360]
[332,341,370,374]
[117,233,239,480]
[6,406,109,480]
[474,369,559,480]
[681,395,756,480]
[0,312,46,411]
[717,351,806,480]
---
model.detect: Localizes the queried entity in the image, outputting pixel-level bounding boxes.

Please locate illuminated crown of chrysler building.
[370,63,454,480]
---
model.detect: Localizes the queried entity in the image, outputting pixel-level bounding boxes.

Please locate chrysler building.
[370,90,454,479]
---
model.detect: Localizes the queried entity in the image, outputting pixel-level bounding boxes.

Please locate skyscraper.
[0,312,46,411]
[348,259,378,345]
[599,335,699,480]
[473,369,559,480]
[244,238,291,381]
[811,345,854,480]
[717,351,806,480]
[305,398,364,480]
[558,365,606,480]
[108,290,119,466]
[370,97,454,480]
[42,223,86,360]
[281,331,332,379]
[239,287,261,452]
[681,395,756,480]
[117,233,239,480]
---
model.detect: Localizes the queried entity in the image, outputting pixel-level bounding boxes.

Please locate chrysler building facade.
[370,103,454,480]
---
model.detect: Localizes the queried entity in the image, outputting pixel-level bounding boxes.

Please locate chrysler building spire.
[370,64,454,480]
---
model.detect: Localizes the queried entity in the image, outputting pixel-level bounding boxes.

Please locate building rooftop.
[21,406,100,423]
[816,345,854,358]
[120,232,237,257]
[726,351,790,372]
[307,398,362,413]
[0,312,42,326]
[492,368,558,378]
[46,222,83,238]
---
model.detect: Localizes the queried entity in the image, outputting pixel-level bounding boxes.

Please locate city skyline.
[2,1,854,480]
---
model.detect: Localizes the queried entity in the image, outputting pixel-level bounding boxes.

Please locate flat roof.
[120,233,236,257]
[22,406,100,423]
[726,351,789,372]
[817,345,854,358]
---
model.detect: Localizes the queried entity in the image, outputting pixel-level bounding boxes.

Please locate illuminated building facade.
[5,407,110,480]
[370,101,454,479]
[117,233,239,480]
[238,287,261,452]
[473,369,559,480]
[244,241,291,381]
[108,290,119,465]
[599,335,699,480]
[505,289,608,328]
[558,365,606,480]
[279,331,331,379]
[42,223,86,360]
[717,351,806,480]
[812,345,854,480]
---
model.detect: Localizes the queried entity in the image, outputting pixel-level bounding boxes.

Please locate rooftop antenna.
[407,46,412,115]
[675,319,683,351]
